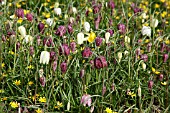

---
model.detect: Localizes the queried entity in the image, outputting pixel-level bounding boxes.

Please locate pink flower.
[68,24,73,34]
[108,0,115,9]
[95,37,103,47]
[148,80,154,90]
[80,94,92,107]
[117,23,126,34]
[26,13,33,21]
[82,47,92,58]
[55,26,66,37]
[94,56,108,69]
[40,76,46,87]
[102,86,106,96]
[79,69,85,78]
[52,61,57,71]
[43,37,54,47]
[60,61,67,73]
[94,15,102,30]
[70,42,76,53]
[15,8,24,18]
[59,44,70,56]
[163,54,169,63]
[38,22,45,33]
[29,46,34,55]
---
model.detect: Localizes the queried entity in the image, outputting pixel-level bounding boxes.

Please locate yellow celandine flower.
[28,81,33,86]
[161,82,167,86]
[47,0,51,2]
[2,73,7,77]
[145,39,150,43]
[1,63,5,68]
[16,3,21,8]
[88,8,93,13]
[152,67,160,75]
[14,80,21,86]
[43,2,48,6]
[35,108,43,113]
[82,60,85,63]
[39,97,46,103]
[122,0,126,3]
[9,51,14,55]
[54,101,63,109]
[165,39,170,45]
[127,91,136,98]
[8,3,12,7]
[10,101,19,108]
[128,13,132,17]
[24,10,30,15]
[2,97,7,101]
[17,18,23,24]
[27,65,34,69]
[155,4,160,8]
[87,31,96,43]
[115,16,119,20]
[161,11,167,18]
[160,0,165,2]
[22,2,26,5]
[105,107,112,113]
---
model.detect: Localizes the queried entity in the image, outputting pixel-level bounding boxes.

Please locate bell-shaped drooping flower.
[39,76,46,87]
[148,80,154,90]
[94,15,102,30]
[24,35,33,44]
[55,26,66,37]
[117,23,126,34]
[43,37,54,47]
[133,7,142,14]
[50,51,57,61]
[138,85,141,97]
[60,61,67,73]
[102,85,106,96]
[108,0,115,9]
[151,18,158,28]
[70,41,76,53]
[107,29,114,36]
[159,74,163,81]
[59,44,70,56]
[84,22,90,32]
[125,36,130,44]
[117,52,122,62]
[88,31,96,43]
[18,26,26,38]
[95,36,103,47]
[160,43,166,52]
[46,18,54,26]
[80,94,92,107]
[163,54,168,63]
[77,32,86,45]
[94,56,108,69]
[26,13,33,21]
[140,54,148,62]
[72,7,77,14]
[40,51,50,64]
[79,69,85,78]
[136,48,141,59]
[141,26,151,37]
[82,47,92,58]
[16,41,20,50]
[54,7,61,15]
[68,24,73,34]
[15,8,24,18]
[38,22,45,33]
[52,61,57,71]
[105,32,110,44]
[147,42,152,52]
[141,62,146,71]
[29,46,34,55]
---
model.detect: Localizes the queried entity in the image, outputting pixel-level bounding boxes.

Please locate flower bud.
[125,36,130,44]
[107,29,114,36]
[77,32,86,45]
[163,54,168,63]
[141,26,151,37]
[72,7,77,14]
[148,80,154,90]
[159,74,163,81]
[108,0,115,9]
[38,22,45,33]
[37,36,41,45]
[29,46,34,55]
[60,61,67,73]
[147,42,152,52]
[50,51,56,61]
[84,22,90,32]
[54,7,61,15]
[102,85,106,96]
[52,61,57,71]
[111,83,115,91]
[138,86,141,97]
[117,52,122,62]
[68,24,73,34]
[140,54,148,62]
[40,76,46,87]
[16,41,20,50]
[82,47,92,58]
[94,15,101,30]
[151,18,158,28]
[160,43,166,52]
[79,69,85,78]
[18,26,26,37]
[141,62,146,71]
[105,32,110,44]
[24,35,33,44]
